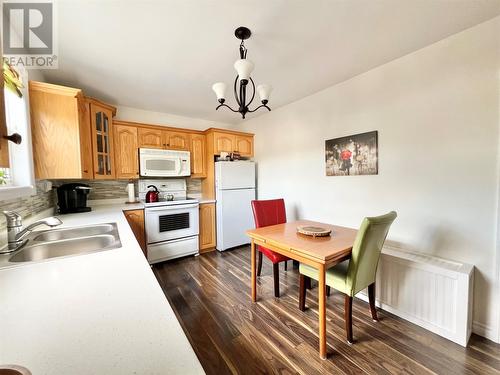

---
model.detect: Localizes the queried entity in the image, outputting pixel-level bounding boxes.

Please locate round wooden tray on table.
[296,225,332,237]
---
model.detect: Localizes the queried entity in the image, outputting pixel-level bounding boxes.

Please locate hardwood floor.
[153,246,500,375]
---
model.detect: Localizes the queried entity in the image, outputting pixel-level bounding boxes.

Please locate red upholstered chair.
[251,199,291,297]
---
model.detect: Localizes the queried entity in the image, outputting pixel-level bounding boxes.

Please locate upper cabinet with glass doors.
[87,98,116,179]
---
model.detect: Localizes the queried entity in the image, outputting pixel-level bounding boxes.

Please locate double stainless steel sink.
[0,223,121,268]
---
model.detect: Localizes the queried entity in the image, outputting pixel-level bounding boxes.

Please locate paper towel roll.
[127,182,135,202]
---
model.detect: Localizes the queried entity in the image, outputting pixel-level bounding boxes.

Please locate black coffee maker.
[57,183,92,214]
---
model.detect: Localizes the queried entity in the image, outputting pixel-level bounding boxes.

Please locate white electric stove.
[138,179,199,264]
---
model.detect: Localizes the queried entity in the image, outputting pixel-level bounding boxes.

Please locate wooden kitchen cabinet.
[30,83,117,180]
[213,132,236,154]
[114,124,139,179]
[206,129,254,157]
[138,127,190,151]
[138,128,164,149]
[199,203,216,252]
[235,135,253,157]
[124,209,146,256]
[190,134,206,178]
[29,81,93,179]
[164,131,190,150]
[89,99,116,179]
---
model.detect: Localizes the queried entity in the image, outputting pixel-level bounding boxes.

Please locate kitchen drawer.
[147,235,199,264]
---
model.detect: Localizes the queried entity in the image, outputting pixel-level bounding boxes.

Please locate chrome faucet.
[2,211,62,253]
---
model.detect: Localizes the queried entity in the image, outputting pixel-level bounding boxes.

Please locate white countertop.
[197,199,216,204]
[0,203,205,375]
[187,196,216,204]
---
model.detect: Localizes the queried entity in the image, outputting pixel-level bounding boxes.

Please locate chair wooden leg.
[368,282,378,321]
[326,286,331,297]
[299,274,306,311]
[257,251,263,277]
[284,260,287,271]
[273,263,280,297]
[344,294,353,344]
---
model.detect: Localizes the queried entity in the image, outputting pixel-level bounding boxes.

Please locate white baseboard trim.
[472,321,499,343]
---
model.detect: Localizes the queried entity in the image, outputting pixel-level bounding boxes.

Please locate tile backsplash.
[0,180,56,229]
[186,178,202,197]
[52,178,202,200]
[52,179,135,200]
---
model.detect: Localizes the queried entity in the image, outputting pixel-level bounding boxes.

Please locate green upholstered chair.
[298,211,397,344]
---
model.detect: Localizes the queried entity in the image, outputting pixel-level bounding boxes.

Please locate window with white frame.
[0,65,35,200]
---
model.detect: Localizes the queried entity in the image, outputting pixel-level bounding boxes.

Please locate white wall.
[240,17,500,341]
[115,105,232,131]
[28,69,45,82]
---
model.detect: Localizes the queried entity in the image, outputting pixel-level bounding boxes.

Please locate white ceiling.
[40,0,500,124]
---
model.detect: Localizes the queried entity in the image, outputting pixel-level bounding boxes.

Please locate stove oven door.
[145,203,199,244]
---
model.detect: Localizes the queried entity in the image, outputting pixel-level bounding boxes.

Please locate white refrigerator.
[215,161,256,251]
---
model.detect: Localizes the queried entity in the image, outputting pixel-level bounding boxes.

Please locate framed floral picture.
[325,131,378,176]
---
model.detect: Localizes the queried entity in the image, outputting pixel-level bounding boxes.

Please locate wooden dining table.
[246,220,358,360]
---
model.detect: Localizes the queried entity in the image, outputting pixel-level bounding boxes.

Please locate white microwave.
[139,148,191,177]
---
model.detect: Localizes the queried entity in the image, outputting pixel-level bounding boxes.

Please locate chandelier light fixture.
[212,26,272,119]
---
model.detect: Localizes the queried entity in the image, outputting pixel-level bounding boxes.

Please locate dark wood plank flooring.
[153,246,500,375]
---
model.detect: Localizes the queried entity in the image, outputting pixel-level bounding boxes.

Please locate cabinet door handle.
[83,170,88,173]
[3,133,22,145]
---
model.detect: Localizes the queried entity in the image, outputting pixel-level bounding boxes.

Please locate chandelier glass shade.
[212,26,272,119]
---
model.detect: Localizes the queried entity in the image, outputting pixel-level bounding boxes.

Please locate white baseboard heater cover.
[357,245,474,347]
